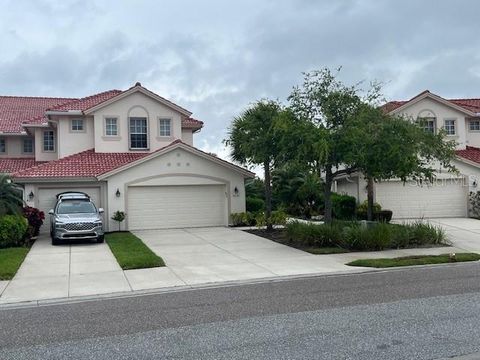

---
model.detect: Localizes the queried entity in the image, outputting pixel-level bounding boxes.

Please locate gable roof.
[382,90,480,117]
[12,140,254,180]
[0,83,203,133]
[0,96,75,133]
[0,158,45,174]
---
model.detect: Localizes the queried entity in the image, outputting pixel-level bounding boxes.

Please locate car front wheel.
[51,237,62,246]
[97,235,104,243]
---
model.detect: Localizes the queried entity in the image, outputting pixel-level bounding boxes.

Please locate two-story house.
[336,90,480,219]
[0,82,253,231]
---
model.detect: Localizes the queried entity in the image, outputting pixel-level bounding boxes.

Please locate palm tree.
[0,174,23,216]
[225,100,286,230]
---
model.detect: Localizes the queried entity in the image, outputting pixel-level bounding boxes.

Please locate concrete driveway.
[425,218,480,253]
[133,227,353,284]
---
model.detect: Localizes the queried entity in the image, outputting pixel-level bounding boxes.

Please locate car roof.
[56,192,90,200]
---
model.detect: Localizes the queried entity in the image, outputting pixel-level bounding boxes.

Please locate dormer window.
[444,119,456,135]
[159,118,171,137]
[129,117,148,149]
[0,138,5,153]
[105,117,118,136]
[71,119,84,132]
[23,138,33,153]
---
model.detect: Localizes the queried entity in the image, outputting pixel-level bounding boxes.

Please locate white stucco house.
[336,90,480,219]
[0,82,254,232]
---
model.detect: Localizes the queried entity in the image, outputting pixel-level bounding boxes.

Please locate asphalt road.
[1,262,480,359]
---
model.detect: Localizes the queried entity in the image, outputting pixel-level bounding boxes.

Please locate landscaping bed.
[0,247,30,280]
[106,232,165,270]
[347,253,480,268]
[247,220,449,254]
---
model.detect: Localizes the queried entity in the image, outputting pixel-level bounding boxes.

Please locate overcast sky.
[1,0,480,165]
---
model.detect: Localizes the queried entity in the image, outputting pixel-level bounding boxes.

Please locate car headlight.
[55,222,65,229]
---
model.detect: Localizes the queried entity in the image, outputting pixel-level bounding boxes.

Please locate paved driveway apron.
[0,236,130,303]
[133,227,352,285]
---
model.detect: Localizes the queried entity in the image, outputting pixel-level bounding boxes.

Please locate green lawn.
[305,247,350,255]
[106,232,165,270]
[347,253,480,268]
[0,247,30,280]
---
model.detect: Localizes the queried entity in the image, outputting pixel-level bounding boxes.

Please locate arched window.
[417,109,436,133]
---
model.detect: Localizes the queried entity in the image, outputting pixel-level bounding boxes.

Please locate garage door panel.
[376,179,467,219]
[128,185,226,230]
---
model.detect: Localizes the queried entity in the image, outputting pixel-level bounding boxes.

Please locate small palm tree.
[0,174,23,216]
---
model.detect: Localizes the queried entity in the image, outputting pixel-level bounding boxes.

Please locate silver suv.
[49,192,105,245]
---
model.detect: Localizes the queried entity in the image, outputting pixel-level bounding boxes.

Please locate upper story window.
[129,117,148,149]
[23,138,33,153]
[469,120,480,132]
[419,117,436,133]
[0,138,5,153]
[105,117,118,136]
[43,130,55,152]
[71,119,84,132]
[444,119,456,135]
[159,118,171,137]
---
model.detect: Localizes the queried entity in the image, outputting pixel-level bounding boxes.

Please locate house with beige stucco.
[336,90,480,219]
[0,82,253,232]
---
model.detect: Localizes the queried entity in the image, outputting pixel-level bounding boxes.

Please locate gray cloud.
[1,0,480,159]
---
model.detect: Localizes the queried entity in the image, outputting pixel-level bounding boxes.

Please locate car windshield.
[57,200,97,214]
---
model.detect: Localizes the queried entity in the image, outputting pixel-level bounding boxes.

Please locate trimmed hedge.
[246,197,265,213]
[331,193,357,220]
[231,210,287,227]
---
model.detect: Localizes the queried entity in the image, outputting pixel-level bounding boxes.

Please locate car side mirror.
[48,209,54,215]
[98,208,104,214]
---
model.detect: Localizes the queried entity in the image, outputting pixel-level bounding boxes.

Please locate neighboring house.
[336,90,480,219]
[0,82,254,231]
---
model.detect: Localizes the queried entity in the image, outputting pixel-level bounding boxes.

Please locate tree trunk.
[366,176,374,221]
[324,166,333,224]
[264,161,273,231]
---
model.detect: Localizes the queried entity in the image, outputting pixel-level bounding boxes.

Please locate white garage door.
[375,179,467,219]
[128,185,226,230]
[37,187,101,233]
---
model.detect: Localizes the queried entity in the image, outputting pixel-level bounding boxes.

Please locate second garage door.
[375,179,468,219]
[127,185,227,230]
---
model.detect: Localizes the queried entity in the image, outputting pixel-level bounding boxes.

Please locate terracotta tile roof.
[47,90,123,112]
[0,96,75,133]
[0,158,44,174]
[12,149,149,179]
[456,146,480,164]
[383,90,480,114]
[182,117,204,129]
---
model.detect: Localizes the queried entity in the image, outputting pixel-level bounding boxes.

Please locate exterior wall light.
[233,186,239,197]
[115,188,121,197]
[28,191,34,201]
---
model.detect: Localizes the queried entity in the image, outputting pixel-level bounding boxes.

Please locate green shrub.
[246,197,264,213]
[0,215,28,248]
[407,221,448,246]
[286,221,343,247]
[231,212,256,226]
[331,193,357,220]
[376,210,393,223]
[271,210,287,226]
[390,224,412,248]
[340,222,392,251]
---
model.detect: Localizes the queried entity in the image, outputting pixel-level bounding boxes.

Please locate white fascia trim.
[45,110,83,116]
[13,177,98,184]
[97,143,254,180]
[454,155,480,169]
[83,87,192,117]
[389,92,476,117]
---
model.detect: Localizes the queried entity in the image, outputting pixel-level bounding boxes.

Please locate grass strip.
[0,247,30,280]
[347,253,480,268]
[106,232,165,270]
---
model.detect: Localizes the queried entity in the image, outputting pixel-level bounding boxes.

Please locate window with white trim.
[129,117,148,149]
[105,117,118,136]
[43,130,55,151]
[419,117,436,133]
[23,138,33,153]
[444,119,456,135]
[71,119,84,131]
[0,138,5,153]
[469,120,480,131]
[159,118,171,137]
